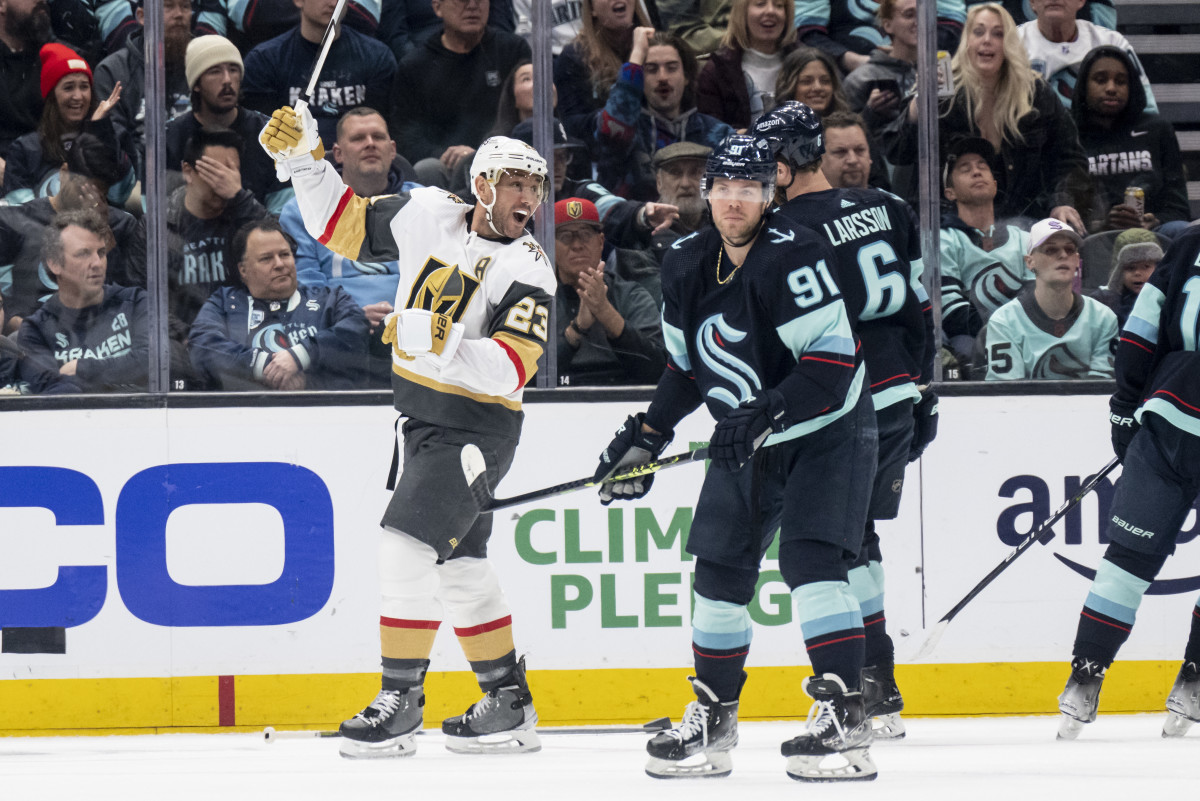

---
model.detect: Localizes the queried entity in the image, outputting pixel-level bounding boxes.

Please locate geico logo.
[0,463,335,630]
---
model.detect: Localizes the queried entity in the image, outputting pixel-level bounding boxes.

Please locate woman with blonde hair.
[555,0,656,144]
[890,3,1089,228]
[696,0,797,129]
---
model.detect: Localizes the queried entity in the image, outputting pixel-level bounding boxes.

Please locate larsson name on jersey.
[821,205,893,247]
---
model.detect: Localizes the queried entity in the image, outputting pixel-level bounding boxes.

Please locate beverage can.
[1124,186,1145,216]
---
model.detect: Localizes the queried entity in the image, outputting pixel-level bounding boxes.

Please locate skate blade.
[785,747,877,782]
[338,733,418,759]
[870,713,906,741]
[1056,713,1087,741]
[444,728,541,754]
[645,751,732,779]
[1161,711,1196,739]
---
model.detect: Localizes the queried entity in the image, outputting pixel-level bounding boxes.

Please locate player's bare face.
[710,179,767,243]
[239,229,299,301]
[488,171,544,239]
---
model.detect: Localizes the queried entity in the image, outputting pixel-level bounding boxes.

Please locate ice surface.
[0,715,1191,801]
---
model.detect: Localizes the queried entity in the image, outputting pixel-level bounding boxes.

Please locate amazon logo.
[997,473,1200,594]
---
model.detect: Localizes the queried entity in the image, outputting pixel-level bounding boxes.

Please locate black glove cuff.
[631,411,673,455]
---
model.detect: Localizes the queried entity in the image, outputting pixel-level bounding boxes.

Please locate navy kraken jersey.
[1116,226,1200,437]
[655,220,864,444]
[774,188,933,410]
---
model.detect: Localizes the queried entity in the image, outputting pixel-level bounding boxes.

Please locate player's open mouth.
[513,209,529,223]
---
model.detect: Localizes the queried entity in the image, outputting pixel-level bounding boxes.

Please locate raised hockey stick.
[911,456,1120,661]
[461,444,709,513]
[262,717,670,742]
[292,0,350,117]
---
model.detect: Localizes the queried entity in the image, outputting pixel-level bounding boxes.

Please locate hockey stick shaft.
[293,0,350,115]
[912,456,1120,661]
[474,447,708,512]
[262,717,669,742]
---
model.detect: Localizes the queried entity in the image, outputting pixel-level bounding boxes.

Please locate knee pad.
[693,558,759,606]
[437,556,510,627]
[780,539,852,589]
[1103,541,1169,582]
[379,529,442,621]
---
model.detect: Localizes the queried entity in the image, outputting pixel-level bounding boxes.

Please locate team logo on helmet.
[405,256,481,320]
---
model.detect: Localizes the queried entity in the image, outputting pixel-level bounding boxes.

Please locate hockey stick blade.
[463,447,709,512]
[910,456,1120,661]
[263,727,340,742]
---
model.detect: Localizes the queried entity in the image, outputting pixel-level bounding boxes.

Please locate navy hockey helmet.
[752,101,825,169]
[701,134,777,201]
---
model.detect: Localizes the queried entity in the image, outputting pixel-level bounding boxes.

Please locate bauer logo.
[995,472,1200,593]
[0,463,335,630]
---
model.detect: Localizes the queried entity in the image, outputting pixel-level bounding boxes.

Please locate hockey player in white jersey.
[260,105,554,758]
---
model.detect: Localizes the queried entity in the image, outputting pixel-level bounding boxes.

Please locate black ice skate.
[338,686,424,759]
[781,673,876,782]
[862,661,905,740]
[1163,660,1200,738]
[1057,657,1106,740]
[645,677,739,779]
[442,657,540,754]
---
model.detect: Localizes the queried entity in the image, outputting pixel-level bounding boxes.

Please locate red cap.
[554,197,601,228]
[40,43,92,99]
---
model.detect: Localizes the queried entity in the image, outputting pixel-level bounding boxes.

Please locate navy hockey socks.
[691,594,752,701]
[848,560,894,667]
[792,581,865,691]
[1073,553,1157,665]
[1185,598,1200,665]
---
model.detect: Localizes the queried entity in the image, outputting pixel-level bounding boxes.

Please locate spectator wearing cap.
[242,0,397,150]
[0,0,54,169]
[283,106,422,387]
[510,117,681,253]
[645,140,709,263]
[553,196,666,386]
[0,132,146,335]
[1090,228,1163,326]
[94,0,193,183]
[3,42,135,207]
[982,217,1118,380]
[165,35,294,213]
[388,0,530,195]
[939,136,1032,370]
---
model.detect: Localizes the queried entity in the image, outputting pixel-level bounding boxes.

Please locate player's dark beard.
[11,7,54,49]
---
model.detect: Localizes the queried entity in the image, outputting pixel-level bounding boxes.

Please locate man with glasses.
[261,103,554,758]
[553,197,664,386]
[983,217,1119,380]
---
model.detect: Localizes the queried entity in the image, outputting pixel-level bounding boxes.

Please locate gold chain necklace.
[716,247,742,285]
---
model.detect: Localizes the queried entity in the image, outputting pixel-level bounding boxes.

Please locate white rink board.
[1,394,1198,681]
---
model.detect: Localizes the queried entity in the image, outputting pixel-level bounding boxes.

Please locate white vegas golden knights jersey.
[291,164,555,437]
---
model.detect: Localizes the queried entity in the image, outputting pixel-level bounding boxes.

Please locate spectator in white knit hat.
[164,35,294,213]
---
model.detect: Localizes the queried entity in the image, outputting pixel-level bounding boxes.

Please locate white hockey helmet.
[470,136,549,236]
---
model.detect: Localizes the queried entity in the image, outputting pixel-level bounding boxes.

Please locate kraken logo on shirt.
[404,256,481,322]
[696,313,762,409]
[970,262,1026,316]
[251,324,293,353]
[1032,344,1090,380]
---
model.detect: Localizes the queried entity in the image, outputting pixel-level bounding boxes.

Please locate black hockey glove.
[1109,398,1140,463]
[594,413,672,505]
[907,389,939,463]
[709,390,788,472]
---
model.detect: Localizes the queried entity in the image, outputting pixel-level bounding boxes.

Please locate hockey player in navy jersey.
[594,135,880,782]
[260,105,554,758]
[754,101,936,740]
[1057,223,1200,740]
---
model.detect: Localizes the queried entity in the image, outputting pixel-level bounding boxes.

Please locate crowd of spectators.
[0,0,1193,394]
